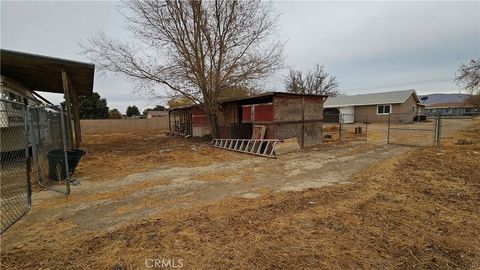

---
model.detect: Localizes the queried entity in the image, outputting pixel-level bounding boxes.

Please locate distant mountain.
[419,93,471,105]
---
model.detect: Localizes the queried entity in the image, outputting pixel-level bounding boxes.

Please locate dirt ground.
[1,119,480,269]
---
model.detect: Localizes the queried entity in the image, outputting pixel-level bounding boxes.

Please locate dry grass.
[74,131,246,182]
[2,123,480,269]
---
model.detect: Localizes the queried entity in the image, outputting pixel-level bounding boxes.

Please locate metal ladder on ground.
[211,139,279,158]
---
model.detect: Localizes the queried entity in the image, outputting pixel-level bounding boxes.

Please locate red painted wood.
[242,106,251,121]
[254,104,274,121]
[219,126,230,138]
[192,115,209,125]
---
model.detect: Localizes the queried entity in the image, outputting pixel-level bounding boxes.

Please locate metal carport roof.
[1,49,95,96]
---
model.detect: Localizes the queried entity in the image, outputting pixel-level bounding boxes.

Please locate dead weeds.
[74,131,246,183]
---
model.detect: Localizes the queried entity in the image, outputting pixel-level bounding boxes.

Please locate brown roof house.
[169,92,328,148]
[324,89,424,123]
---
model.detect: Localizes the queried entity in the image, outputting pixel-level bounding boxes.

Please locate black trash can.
[47,149,86,181]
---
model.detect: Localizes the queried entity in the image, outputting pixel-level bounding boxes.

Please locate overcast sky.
[1,1,479,113]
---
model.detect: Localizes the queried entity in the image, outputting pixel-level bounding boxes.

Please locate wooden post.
[168,110,171,133]
[70,85,81,148]
[61,69,74,147]
[301,97,305,148]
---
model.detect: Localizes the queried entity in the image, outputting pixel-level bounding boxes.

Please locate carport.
[1,49,95,147]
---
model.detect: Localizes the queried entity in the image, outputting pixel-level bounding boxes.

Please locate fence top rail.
[0,97,25,106]
[439,115,480,119]
[212,139,280,142]
[28,104,63,112]
[388,112,418,115]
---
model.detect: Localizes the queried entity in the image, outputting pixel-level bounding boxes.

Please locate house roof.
[0,49,95,96]
[324,89,419,108]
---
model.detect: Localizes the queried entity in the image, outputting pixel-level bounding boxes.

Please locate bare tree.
[465,95,480,111]
[83,0,284,137]
[455,58,480,95]
[285,65,339,96]
[284,70,305,94]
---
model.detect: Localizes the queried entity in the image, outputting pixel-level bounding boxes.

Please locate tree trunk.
[208,113,220,139]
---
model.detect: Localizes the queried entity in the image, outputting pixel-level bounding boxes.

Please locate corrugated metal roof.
[1,49,95,96]
[324,89,417,108]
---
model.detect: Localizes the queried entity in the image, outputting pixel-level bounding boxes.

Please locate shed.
[169,92,327,147]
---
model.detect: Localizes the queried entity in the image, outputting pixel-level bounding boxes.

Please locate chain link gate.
[0,98,32,234]
[387,113,438,146]
[29,105,71,195]
[323,114,368,143]
[339,114,368,142]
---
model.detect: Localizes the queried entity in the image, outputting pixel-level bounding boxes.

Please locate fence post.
[60,107,71,195]
[24,107,32,207]
[339,113,342,143]
[434,115,442,147]
[387,113,391,144]
[365,115,368,142]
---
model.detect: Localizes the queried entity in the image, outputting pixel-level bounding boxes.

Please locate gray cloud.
[1,1,479,112]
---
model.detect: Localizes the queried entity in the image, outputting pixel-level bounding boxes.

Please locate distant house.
[423,102,476,115]
[129,114,146,119]
[419,93,477,115]
[324,89,424,123]
[146,110,168,118]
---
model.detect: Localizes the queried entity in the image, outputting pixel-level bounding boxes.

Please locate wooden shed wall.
[273,96,324,147]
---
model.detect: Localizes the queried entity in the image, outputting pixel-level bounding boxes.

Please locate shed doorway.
[324,108,340,123]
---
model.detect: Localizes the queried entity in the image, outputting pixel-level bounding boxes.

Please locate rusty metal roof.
[169,92,327,111]
[219,91,328,104]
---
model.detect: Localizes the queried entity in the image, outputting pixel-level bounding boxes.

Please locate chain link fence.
[322,114,369,143]
[437,113,480,146]
[387,112,480,147]
[387,113,436,146]
[29,105,71,195]
[0,98,31,234]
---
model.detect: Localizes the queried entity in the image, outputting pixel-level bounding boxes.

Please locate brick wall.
[81,117,169,135]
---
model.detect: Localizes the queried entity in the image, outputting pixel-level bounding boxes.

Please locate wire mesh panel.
[322,114,369,143]
[438,113,480,145]
[322,119,341,143]
[0,98,31,234]
[29,105,70,195]
[387,113,436,147]
[339,114,368,142]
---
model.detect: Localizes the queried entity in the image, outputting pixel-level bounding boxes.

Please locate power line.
[342,76,456,92]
